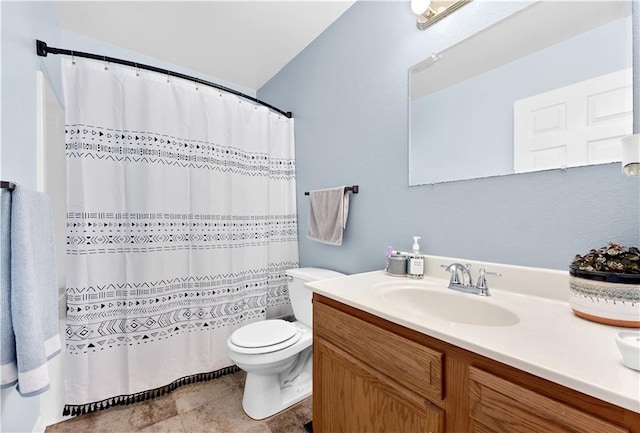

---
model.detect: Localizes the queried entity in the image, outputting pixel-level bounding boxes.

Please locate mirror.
[409,1,633,186]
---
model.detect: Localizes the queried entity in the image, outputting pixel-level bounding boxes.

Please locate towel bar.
[304,185,358,196]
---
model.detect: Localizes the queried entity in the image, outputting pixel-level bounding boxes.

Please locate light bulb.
[623,163,640,176]
[411,0,432,15]
[622,134,640,177]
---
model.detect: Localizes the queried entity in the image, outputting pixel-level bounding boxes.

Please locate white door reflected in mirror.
[514,69,632,173]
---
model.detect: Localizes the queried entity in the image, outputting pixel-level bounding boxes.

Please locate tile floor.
[45,371,312,433]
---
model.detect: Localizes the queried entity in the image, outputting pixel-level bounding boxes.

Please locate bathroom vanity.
[308,261,640,433]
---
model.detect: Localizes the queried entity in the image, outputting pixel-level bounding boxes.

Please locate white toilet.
[227,267,344,420]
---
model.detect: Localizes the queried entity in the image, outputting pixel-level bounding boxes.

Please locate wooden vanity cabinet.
[313,294,640,433]
[313,298,444,433]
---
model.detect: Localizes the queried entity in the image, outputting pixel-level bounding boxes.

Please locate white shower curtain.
[61,58,298,414]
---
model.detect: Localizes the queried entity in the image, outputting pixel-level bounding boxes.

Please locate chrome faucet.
[441,263,501,296]
[443,263,473,286]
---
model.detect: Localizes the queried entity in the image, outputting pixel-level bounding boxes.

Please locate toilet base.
[241,362,312,420]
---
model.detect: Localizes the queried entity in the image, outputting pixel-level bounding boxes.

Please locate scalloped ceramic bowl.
[615,331,640,371]
[569,268,640,328]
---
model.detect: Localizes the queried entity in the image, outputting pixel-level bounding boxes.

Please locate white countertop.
[306,269,640,413]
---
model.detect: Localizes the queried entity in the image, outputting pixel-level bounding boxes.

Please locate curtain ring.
[103,56,108,71]
[71,51,76,65]
[135,63,140,77]
[166,71,170,83]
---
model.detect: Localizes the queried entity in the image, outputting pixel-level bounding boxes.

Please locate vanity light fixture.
[411,0,472,30]
[621,134,640,176]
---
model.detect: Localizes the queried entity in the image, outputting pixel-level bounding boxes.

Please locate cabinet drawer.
[469,367,629,433]
[314,300,443,402]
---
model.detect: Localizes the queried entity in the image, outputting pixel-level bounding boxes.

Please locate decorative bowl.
[569,267,640,328]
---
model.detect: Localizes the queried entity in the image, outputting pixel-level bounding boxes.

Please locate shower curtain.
[61,58,298,414]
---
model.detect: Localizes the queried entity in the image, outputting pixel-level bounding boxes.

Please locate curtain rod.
[36,40,293,119]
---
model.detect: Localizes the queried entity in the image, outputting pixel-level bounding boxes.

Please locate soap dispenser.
[407,236,425,279]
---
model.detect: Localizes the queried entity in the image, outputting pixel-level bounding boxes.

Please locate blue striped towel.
[0,186,60,396]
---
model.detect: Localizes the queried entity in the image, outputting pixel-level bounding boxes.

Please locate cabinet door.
[314,337,443,433]
[468,367,629,433]
[314,299,443,402]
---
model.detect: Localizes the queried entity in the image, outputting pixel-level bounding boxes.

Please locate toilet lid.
[230,319,300,353]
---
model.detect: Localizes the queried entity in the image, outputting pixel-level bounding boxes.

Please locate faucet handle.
[476,268,501,293]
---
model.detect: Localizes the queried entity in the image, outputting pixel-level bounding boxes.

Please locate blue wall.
[258,0,640,274]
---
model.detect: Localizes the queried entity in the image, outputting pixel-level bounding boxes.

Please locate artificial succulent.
[571,242,640,274]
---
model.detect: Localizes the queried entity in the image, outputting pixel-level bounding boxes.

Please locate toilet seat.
[229,320,301,354]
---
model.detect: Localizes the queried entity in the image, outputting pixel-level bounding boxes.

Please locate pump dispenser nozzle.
[412,236,421,253]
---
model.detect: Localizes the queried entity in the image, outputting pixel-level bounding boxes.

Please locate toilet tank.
[285,267,344,327]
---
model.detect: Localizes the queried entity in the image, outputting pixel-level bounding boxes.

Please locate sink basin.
[376,282,520,327]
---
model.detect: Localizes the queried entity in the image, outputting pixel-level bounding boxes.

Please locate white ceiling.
[52,1,355,92]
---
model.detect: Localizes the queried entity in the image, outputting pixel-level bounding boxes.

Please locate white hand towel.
[307,186,349,246]
[2,187,61,396]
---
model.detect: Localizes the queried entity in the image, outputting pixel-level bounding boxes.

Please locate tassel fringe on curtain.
[61,57,299,414]
[62,366,239,416]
